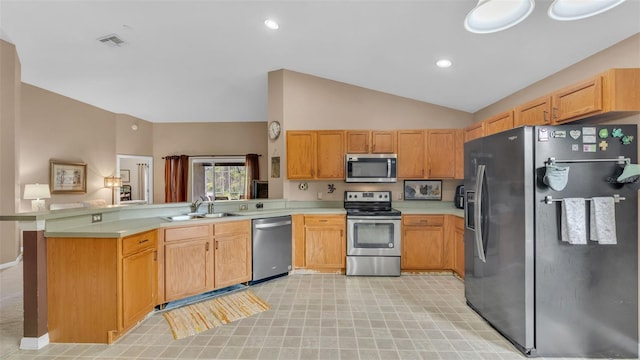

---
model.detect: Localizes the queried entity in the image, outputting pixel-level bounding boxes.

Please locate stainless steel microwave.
[345,154,397,183]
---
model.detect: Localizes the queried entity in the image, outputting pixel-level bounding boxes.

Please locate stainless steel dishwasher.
[251,216,292,283]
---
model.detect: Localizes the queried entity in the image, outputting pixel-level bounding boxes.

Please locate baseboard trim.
[20,333,49,350]
[0,254,22,270]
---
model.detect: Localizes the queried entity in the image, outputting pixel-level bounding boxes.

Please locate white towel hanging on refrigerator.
[590,197,617,245]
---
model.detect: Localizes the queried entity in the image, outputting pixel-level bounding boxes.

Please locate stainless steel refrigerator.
[464,125,638,358]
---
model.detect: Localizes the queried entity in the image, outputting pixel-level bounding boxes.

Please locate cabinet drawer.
[215,220,250,235]
[304,215,345,226]
[164,225,210,242]
[122,230,157,257]
[403,215,444,226]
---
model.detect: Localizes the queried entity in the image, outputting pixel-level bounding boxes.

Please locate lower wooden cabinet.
[293,214,346,272]
[401,214,464,276]
[47,229,158,344]
[214,220,252,288]
[401,215,445,270]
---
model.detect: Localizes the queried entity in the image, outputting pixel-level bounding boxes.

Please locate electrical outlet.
[92,213,102,223]
[256,202,264,209]
[239,204,248,211]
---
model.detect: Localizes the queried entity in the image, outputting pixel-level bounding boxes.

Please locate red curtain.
[245,154,260,199]
[164,155,189,202]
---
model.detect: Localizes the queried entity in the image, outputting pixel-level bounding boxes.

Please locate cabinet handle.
[552,107,558,120]
[215,241,218,250]
[205,242,209,251]
[153,250,157,261]
[138,239,149,244]
[372,144,376,152]
[543,110,548,123]
[320,219,328,222]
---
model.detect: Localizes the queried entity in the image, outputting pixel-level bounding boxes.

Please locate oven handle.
[347,216,401,221]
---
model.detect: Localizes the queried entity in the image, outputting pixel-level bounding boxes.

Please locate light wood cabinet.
[397,130,425,178]
[302,215,346,271]
[454,130,464,180]
[292,214,306,269]
[286,130,344,180]
[552,75,602,124]
[47,230,158,344]
[452,216,465,278]
[484,110,514,136]
[345,130,396,154]
[401,215,445,270]
[163,225,213,302]
[515,95,551,127]
[122,231,158,330]
[316,130,345,179]
[426,129,458,179]
[464,122,484,143]
[286,131,316,179]
[213,220,252,289]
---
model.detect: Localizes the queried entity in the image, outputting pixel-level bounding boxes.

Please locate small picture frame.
[50,160,87,194]
[404,180,442,201]
[120,169,130,183]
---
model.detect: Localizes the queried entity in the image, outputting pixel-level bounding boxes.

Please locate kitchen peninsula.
[0,200,463,348]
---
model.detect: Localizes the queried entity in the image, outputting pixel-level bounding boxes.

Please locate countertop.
[3,200,464,238]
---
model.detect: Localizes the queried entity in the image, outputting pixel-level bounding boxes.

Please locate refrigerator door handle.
[475,164,487,262]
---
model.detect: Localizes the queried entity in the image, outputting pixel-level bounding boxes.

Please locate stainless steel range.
[345,191,401,276]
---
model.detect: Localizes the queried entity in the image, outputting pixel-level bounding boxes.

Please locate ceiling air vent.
[97,34,126,47]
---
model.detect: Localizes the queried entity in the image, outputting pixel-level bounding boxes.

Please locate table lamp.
[104,176,122,205]
[24,184,51,211]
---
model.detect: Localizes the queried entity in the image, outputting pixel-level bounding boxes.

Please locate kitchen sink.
[163,213,237,221]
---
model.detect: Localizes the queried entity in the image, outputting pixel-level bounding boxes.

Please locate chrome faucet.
[208,202,215,214]
[190,199,202,213]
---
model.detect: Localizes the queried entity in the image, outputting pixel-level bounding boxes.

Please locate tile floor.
[0,264,630,360]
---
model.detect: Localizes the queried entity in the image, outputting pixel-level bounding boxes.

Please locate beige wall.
[152,122,268,203]
[269,69,474,201]
[116,113,153,156]
[474,33,640,124]
[0,40,21,265]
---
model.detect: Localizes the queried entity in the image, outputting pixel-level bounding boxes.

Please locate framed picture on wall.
[120,169,130,183]
[404,180,442,200]
[50,160,87,194]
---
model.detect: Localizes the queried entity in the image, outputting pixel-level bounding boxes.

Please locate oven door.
[347,216,401,256]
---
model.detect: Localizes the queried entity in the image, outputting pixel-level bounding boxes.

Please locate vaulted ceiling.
[1,0,639,123]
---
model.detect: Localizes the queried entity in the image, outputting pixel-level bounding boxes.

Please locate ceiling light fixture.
[465,0,627,34]
[548,0,626,20]
[465,0,535,34]
[436,59,453,68]
[264,19,279,30]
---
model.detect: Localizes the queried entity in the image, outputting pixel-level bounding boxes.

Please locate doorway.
[117,155,153,204]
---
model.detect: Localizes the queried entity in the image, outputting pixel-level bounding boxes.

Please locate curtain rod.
[162,154,262,159]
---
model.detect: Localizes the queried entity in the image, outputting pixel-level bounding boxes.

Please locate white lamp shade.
[465,0,535,34]
[24,184,51,200]
[548,0,626,20]
[104,176,122,188]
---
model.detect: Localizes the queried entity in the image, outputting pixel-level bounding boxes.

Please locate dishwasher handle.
[254,220,292,229]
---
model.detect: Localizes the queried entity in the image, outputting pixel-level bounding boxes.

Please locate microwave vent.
[97,34,126,47]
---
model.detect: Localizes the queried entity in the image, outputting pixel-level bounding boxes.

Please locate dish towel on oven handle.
[590,197,617,245]
[561,198,587,245]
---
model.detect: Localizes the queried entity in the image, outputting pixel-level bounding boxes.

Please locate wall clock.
[268,121,281,140]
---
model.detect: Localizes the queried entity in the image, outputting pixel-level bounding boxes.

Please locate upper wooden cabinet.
[426,129,459,179]
[464,122,484,143]
[286,130,344,180]
[346,130,396,154]
[316,130,345,179]
[397,130,425,178]
[552,75,603,124]
[286,131,316,179]
[484,110,514,136]
[515,95,551,127]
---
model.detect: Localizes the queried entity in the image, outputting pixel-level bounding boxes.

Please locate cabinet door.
[287,131,316,179]
[164,238,213,301]
[214,221,252,288]
[464,122,485,142]
[346,130,370,154]
[304,217,345,270]
[515,96,551,127]
[122,248,157,329]
[484,110,514,136]
[401,225,445,270]
[397,130,425,178]
[316,131,345,179]
[371,131,396,153]
[426,130,456,179]
[454,130,464,180]
[552,76,602,124]
[453,218,465,278]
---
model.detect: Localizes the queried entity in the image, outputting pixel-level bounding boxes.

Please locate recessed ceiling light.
[264,19,279,30]
[436,59,453,68]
